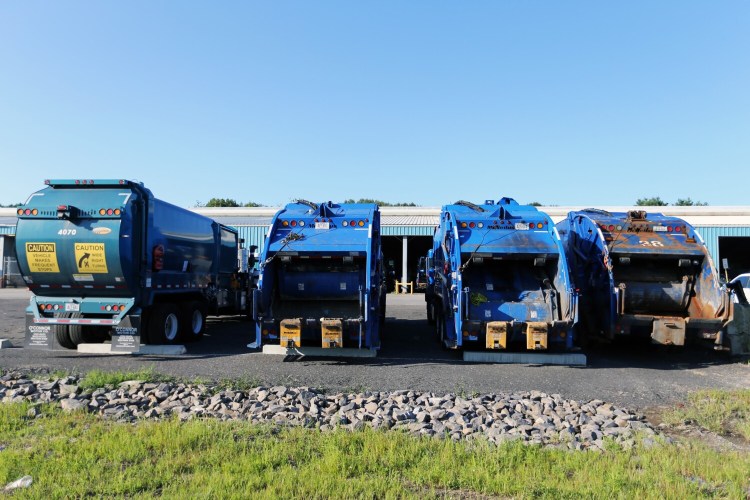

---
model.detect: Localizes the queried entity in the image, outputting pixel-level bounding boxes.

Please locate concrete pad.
[138,344,187,355]
[0,339,12,349]
[261,344,377,358]
[463,351,587,366]
[77,344,187,355]
[77,344,130,355]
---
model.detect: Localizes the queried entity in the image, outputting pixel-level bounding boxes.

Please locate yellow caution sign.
[74,243,108,274]
[25,242,60,273]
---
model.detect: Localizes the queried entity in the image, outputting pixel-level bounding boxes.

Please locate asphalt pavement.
[1,289,747,409]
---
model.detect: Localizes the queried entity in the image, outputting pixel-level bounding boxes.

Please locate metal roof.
[193,206,750,228]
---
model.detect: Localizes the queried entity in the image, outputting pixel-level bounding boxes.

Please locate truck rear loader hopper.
[425,198,581,363]
[557,209,732,348]
[251,200,386,356]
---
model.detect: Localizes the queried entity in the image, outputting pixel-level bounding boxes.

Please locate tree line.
[195,198,419,207]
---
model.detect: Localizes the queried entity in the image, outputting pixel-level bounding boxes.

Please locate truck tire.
[147,303,181,345]
[180,301,206,342]
[68,312,88,346]
[426,300,435,326]
[52,312,76,350]
[436,311,445,347]
[67,313,108,345]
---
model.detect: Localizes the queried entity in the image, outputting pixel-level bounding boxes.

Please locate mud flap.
[322,318,343,348]
[485,321,508,350]
[526,322,548,350]
[280,318,302,348]
[726,304,750,355]
[24,313,57,350]
[111,315,142,353]
[651,317,686,346]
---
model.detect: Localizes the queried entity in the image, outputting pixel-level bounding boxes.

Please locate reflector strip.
[35,318,117,325]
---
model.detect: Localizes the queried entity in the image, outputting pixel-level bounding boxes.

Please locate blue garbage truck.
[251,200,386,351]
[15,179,252,350]
[557,209,731,347]
[425,198,578,351]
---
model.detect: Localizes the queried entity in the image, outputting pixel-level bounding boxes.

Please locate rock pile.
[0,372,659,451]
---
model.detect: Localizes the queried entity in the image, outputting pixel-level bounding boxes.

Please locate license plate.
[653,226,667,232]
[315,222,330,230]
[64,303,80,312]
[514,223,529,231]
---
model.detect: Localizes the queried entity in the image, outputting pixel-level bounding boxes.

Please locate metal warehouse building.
[2,205,750,288]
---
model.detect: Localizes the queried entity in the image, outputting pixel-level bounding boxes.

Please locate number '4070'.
[57,229,77,236]
[639,240,664,247]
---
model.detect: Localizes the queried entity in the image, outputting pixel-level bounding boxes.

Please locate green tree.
[196,199,265,207]
[0,202,21,208]
[343,198,417,207]
[635,197,668,206]
[205,198,240,207]
[528,201,542,207]
[674,198,708,206]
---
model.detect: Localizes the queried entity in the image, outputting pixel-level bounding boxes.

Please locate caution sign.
[74,243,108,273]
[25,243,60,273]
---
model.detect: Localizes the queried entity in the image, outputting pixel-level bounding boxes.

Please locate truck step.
[261,345,377,358]
[463,351,586,366]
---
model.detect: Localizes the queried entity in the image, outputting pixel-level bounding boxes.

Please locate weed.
[2,403,747,497]
[662,389,750,441]
[79,367,163,390]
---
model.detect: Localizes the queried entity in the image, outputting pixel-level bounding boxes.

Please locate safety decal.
[74,243,108,273]
[25,242,60,273]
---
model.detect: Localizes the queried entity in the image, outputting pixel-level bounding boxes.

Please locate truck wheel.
[426,301,435,326]
[180,301,206,342]
[436,311,445,346]
[148,303,181,345]
[51,312,75,349]
[68,313,104,347]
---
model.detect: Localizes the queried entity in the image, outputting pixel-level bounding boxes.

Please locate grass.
[662,389,750,441]
[78,367,165,390]
[1,403,749,498]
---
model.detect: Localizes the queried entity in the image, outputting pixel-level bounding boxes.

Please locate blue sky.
[1,2,748,207]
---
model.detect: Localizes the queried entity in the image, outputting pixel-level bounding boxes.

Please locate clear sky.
[1,2,748,208]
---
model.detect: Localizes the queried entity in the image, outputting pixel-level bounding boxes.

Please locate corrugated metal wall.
[233,225,269,251]
[1,220,748,264]
[381,225,436,236]
[694,226,750,263]
[230,223,438,249]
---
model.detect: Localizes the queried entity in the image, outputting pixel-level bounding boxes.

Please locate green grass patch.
[663,389,750,441]
[1,403,749,498]
[78,367,164,390]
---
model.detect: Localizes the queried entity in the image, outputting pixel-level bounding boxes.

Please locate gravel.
[0,371,660,451]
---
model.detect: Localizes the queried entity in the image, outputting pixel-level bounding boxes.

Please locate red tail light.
[152,244,165,271]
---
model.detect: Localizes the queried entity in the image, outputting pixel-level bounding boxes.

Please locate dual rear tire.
[53,312,108,349]
[145,301,206,345]
[52,300,208,349]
